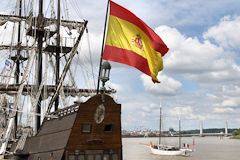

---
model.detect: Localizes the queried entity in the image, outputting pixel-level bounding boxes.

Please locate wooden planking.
[66,94,122,153]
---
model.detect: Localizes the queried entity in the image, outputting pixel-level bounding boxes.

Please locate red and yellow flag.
[102,0,169,82]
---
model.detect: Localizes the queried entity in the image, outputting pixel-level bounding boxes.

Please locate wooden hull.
[13,94,123,160]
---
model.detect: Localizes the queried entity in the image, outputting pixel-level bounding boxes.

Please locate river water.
[122,137,240,160]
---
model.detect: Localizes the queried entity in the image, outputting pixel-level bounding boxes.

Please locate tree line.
[232,129,240,136]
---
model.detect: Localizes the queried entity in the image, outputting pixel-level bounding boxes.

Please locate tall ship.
[0,0,122,159]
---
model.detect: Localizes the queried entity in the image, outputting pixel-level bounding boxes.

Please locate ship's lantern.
[100,61,111,88]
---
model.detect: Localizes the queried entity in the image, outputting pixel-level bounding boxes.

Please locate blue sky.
[1,0,240,131]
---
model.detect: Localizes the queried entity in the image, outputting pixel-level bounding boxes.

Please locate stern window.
[87,155,94,160]
[78,155,84,160]
[82,123,92,133]
[68,155,75,160]
[95,155,101,160]
[103,154,109,160]
[112,154,118,160]
[104,124,113,132]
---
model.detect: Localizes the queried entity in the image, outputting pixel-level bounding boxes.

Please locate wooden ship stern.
[16,94,122,160]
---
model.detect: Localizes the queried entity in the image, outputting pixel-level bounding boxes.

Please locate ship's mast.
[36,0,44,131]
[55,0,61,111]
[16,0,22,87]
[179,119,181,149]
[159,107,162,145]
[14,0,22,138]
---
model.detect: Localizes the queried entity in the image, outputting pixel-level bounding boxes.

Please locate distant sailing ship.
[0,0,122,159]
[150,107,193,156]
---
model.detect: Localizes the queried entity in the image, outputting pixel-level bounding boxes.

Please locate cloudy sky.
[1,0,240,131]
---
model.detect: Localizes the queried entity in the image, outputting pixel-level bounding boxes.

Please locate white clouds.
[221,99,239,108]
[141,103,158,114]
[203,16,240,49]
[206,93,218,100]
[155,24,240,84]
[211,85,240,109]
[156,25,225,74]
[185,68,240,83]
[221,85,240,96]
[168,106,192,116]
[168,106,205,120]
[140,73,182,96]
[215,97,240,108]
[213,107,234,113]
[106,81,122,92]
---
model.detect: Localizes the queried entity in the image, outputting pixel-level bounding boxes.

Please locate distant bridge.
[181,133,232,137]
[182,120,232,137]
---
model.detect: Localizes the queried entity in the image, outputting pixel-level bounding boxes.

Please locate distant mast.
[179,118,181,149]
[159,106,162,145]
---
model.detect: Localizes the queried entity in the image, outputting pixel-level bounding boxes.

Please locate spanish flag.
[102,0,169,83]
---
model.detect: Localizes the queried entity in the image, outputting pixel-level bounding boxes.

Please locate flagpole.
[97,0,110,94]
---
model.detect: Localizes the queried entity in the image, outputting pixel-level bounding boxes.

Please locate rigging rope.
[46,21,87,114]
[63,0,70,20]
[50,0,56,19]
[86,28,96,88]
[0,40,35,155]
[68,0,84,21]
